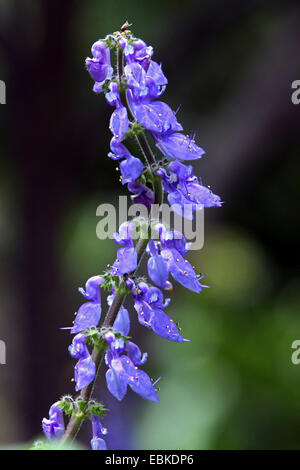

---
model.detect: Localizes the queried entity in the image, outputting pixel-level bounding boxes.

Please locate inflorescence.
[41,23,222,450]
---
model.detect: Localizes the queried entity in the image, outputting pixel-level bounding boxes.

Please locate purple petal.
[156,132,205,160]
[150,307,184,342]
[160,229,189,255]
[113,306,130,336]
[144,286,166,308]
[131,101,182,135]
[167,192,194,220]
[106,366,127,401]
[105,82,122,108]
[120,155,143,184]
[83,275,104,301]
[111,337,126,355]
[126,341,148,366]
[135,300,153,327]
[127,181,154,207]
[124,62,146,89]
[147,254,169,288]
[111,246,137,275]
[161,249,202,293]
[74,355,96,391]
[93,82,104,93]
[91,414,107,437]
[186,181,222,207]
[68,333,89,359]
[124,363,159,403]
[147,60,168,86]
[91,40,110,61]
[71,301,101,334]
[85,58,113,83]
[110,139,132,158]
[109,107,129,142]
[42,403,65,440]
[113,221,135,245]
[91,438,107,450]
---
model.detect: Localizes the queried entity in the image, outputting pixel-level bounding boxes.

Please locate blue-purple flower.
[111,222,137,275]
[104,329,158,403]
[69,301,131,393]
[147,240,170,289]
[108,293,130,337]
[105,300,157,402]
[129,98,183,136]
[119,39,204,160]
[157,160,222,219]
[108,138,143,184]
[90,415,108,450]
[106,82,129,142]
[69,333,96,391]
[86,40,113,93]
[127,278,184,342]
[119,43,182,137]
[155,132,205,161]
[124,60,167,103]
[119,37,153,71]
[127,180,154,207]
[147,225,206,294]
[42,402,65,440]
[71,275,104,334]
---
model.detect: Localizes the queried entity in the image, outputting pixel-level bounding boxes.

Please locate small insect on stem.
[120,21,132,32]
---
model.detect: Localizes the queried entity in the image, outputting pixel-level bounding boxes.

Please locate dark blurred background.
[0,0,300,450]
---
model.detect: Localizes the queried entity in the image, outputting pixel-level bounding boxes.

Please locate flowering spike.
[40,25,221,451]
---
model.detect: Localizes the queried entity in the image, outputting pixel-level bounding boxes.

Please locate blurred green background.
[0,0,300,450]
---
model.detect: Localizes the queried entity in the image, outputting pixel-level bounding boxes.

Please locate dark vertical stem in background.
[4,0,77,439]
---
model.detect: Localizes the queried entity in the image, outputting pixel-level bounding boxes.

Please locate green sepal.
[104,35,118,49]
[84,328,107,350]
[131,121,144,136]
[77,400,87,414]
[88,402,109,419]
[141,167,153,184]
[101,271,123,293]
[101,80,111,94]
[84,326,130,348]
[57,399,75,416]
